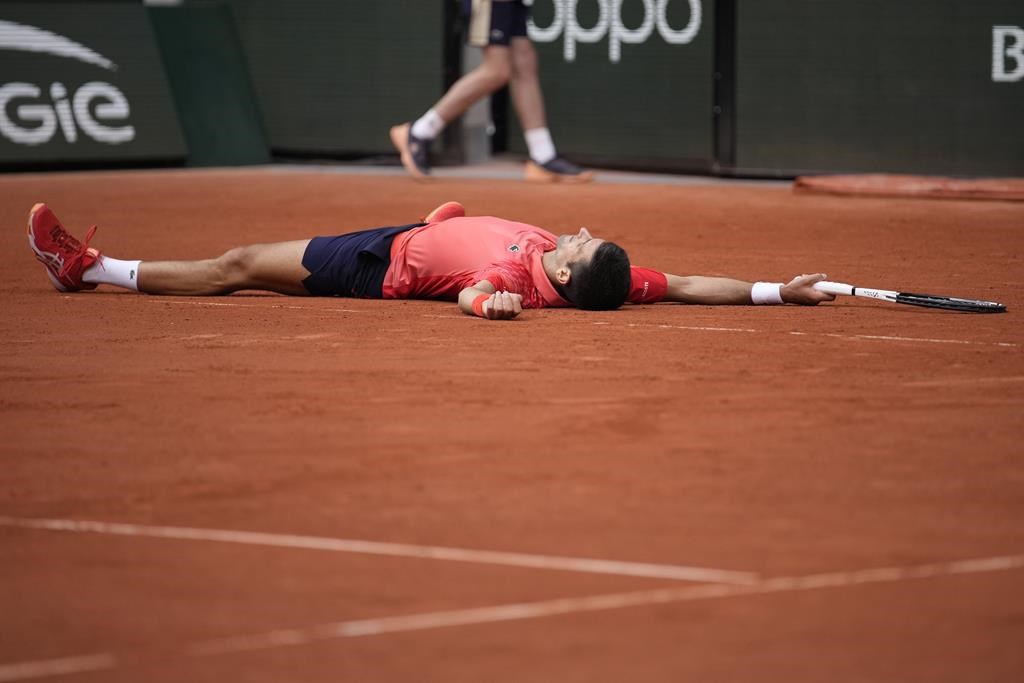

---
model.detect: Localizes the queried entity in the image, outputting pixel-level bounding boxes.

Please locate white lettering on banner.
[0,81,135,146]
[992,25,1024,82]
[0,84,54,144]
[0,19,116,70]
[51,82,77,143]
[528,0,702,63]
[73,82,135,143]
[0,20,136,146]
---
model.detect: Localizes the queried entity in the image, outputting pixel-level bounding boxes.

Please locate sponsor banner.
[509,0,713,168]
[0,2,185,167]
[735,0,1024,177]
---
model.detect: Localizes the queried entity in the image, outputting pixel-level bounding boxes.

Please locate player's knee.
[214,246,255,287]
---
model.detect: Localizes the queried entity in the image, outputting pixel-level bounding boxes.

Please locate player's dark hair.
[562,241,631,310]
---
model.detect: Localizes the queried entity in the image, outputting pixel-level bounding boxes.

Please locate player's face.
[556,227,605,265]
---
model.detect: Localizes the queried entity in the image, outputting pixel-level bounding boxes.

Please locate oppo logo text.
[528,0,702,63]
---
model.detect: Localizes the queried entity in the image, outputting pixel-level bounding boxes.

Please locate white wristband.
[751,282,784,305]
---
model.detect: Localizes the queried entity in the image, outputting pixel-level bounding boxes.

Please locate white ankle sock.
[524,127,557,165]
[411,109,446,140]
[83,256,142,291]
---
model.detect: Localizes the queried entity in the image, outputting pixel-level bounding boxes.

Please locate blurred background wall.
[1,0,1021,176]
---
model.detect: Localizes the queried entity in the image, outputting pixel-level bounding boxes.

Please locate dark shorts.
[463,0,529,47]
[301,223,423,298]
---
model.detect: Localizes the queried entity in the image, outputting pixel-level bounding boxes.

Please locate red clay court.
[1,167,1022,681]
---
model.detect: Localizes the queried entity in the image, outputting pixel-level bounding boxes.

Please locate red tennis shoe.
[422,200,465,223]
[27,203,101,292]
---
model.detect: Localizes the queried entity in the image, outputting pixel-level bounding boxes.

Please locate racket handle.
[813,281,855,296]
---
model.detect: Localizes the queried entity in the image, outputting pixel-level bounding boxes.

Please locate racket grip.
[813,281,854,296]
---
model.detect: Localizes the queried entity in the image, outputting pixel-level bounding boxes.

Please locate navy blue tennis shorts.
[301,223,423,298]
[463,0,529,47]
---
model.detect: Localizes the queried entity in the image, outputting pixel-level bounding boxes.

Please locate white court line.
[649,324,760,333]
[617,321,1016,348]
[2,548,1021,680]
[903,375,1024,388]
[163,300,364,313]
[68,295,1017,347]
[0,654,116,682]
[827,332,1016,347]
[0,517,757,585]
[185,552,1024,655]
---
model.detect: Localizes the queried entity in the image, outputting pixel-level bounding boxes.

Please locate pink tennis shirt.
[382,216,667,307]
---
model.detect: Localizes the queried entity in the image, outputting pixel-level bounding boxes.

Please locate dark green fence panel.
[220,0,446,156]
[734,0,1024,177]
[149,3,270,167]
[0,1,186,168]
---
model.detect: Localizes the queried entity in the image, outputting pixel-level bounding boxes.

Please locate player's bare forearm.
[663,273,835,305]
[664,274,754,304]
[458,280,524,320]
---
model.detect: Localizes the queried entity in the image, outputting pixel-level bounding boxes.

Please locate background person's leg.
[393,46,513,178]
[507,38,593,182]
[431,46,512,124]
[508,37,546,133]
[135,240,313,296]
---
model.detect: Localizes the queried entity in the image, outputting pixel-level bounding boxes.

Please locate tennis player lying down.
[26,201,834,319]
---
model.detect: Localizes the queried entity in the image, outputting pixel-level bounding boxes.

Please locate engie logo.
[528,0,702,63]
[0,20,136,146]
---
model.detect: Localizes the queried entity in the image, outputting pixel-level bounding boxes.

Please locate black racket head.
[896,292,1007,313]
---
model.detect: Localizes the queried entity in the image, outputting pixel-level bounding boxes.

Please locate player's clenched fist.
[483,290,523,320]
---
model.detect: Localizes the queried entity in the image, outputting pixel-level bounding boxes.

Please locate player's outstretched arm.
[663,272,835,305]
[458,280,524,320]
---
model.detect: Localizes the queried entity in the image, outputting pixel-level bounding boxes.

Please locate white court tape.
[0,654,116,682]
[902,375,1024,388]
[187,552,1024,654]
[614,321,1016,347]
[0,517,758,584]
[163,300,364,313]
[825,332,1016,347]
[1,516,1021,679]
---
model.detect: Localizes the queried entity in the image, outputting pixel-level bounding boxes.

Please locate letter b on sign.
[992,25,1024,82]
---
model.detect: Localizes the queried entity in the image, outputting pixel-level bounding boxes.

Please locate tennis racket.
[812,281,1006,313]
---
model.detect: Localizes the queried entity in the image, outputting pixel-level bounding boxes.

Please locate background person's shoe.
[422,201,466,223]
[525,157,595,184]
[389,123,431,179]
[27,203,100,292]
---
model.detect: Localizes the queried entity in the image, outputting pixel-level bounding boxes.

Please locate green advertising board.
[0,1,186,168]
[221,0,447,156]
[734,0,1024,177]
[510,0,714,170]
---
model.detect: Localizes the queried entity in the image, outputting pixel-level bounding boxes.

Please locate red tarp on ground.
[794,174,1024,201]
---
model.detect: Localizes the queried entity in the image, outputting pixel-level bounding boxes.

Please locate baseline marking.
[59,295,1016,347]
[0,517,757,585]
[1,544,1020,679]
[162,300,365,314]
[615,322,1017,348]
[902,375,1024,388]
[0,654,116,683]
[187,551,1024,655]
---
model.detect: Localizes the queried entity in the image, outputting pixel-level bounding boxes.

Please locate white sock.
[83,256,142,291]
[411,109,446,140]
[524,127,557,165]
